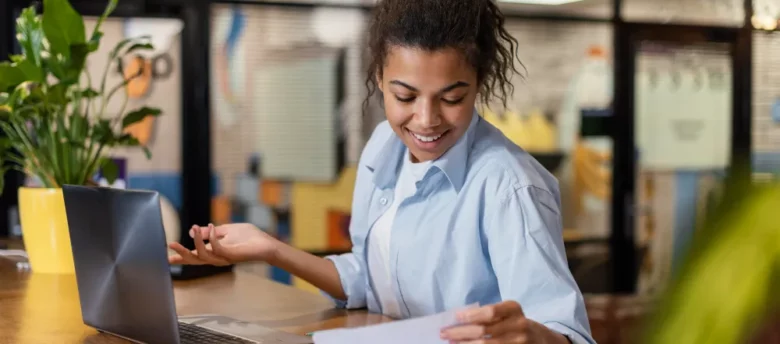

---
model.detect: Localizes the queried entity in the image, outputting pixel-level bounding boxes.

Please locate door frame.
[610,19,752,293]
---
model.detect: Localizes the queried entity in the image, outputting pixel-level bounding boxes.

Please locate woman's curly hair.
[364,0,524,112]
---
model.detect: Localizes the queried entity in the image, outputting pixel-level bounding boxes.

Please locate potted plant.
[0,0,161,274]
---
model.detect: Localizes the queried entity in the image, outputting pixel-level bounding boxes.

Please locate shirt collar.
[367,108,480,193]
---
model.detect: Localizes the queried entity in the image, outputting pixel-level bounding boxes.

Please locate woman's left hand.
[440,301,569,344]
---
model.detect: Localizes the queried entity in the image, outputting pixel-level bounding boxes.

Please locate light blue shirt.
[325,109,594,344]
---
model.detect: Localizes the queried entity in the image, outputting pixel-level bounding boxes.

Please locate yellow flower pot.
[18,187,75,274]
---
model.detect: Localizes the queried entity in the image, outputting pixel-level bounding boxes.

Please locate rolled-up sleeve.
[485,185,595,344]
[323,252,366,309]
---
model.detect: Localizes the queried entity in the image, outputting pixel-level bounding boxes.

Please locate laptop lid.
[62,185,181,344]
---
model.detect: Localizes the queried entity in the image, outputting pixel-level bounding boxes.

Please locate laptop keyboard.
[178,321,258,343]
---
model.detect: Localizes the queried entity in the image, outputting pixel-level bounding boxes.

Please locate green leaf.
[88,0,117,51]
[15,6,44,67]
[108,36,152,61]
[100,158,119,185]
[62,43,89,84]
[113,133,152,159]
[14,57,44,82]
[87,31,103,52]
[115,133,137,145]
[44,55,67,81]
[4,86,23,109]
[47,83,69,105]
[42,0,86,58]
[0,106,10,119]
[124,43,154,55]
[101,0,119,20]
[109,37,138,59]
[142,146,152,160]
[0,62,26,92]
[122,107,161,129]
[80,88,100,98]
[92,119,115,144]
[10,82,33,105]
[68,112,88,143]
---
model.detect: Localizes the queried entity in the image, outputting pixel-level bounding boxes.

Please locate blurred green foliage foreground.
[642,181,780,344]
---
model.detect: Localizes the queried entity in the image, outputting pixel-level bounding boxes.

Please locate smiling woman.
[169,1,594,343]
[377,48,479,162]
[363,0,523,164]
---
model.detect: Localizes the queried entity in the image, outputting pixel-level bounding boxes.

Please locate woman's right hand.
[168,223,281,266]
[170,223,348,301]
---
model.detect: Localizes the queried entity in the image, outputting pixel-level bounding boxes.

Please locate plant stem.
[99,56,113,114]
[104,70,142,125]
[84,68,97,117]
[83,145,105,184]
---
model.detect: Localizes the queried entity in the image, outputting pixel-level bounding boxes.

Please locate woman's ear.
[376,71,384,93]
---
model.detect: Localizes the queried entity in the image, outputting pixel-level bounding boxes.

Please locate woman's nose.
[416,100,442,128]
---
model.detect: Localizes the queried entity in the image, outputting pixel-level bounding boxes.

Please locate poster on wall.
[253,45,343,182]
[635,45,732,170]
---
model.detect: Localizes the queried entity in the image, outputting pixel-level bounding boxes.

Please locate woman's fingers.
[192,227,231,266]
[190,223,228,240]
[442,316,530,343]
[208,224,235,261]
[442,302,528,343]
[168,242,204,265]
[457,301,524,324]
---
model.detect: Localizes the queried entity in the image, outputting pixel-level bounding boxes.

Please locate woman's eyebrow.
[438,81,470,93]
[389,80,418,92]
[388,80,470,93]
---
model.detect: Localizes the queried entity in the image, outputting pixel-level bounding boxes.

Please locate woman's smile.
[406,128,451,151]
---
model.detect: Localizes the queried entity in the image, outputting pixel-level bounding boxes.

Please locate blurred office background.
[1,0,779,342]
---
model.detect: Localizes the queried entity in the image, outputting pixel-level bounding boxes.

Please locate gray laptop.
[62,185,313,344]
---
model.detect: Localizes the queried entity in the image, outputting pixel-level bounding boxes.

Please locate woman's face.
[378,46,479,163]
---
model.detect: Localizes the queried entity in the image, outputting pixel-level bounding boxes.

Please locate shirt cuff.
[543,321,595,344]
[322,254,365,309]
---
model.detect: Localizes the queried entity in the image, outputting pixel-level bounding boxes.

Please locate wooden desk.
[0,256,389,343]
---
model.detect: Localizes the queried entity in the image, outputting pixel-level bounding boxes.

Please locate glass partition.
[633,41,732,294]
[752,30,780,181]
[209,3,368,288]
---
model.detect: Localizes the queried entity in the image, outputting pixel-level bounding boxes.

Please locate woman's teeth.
[412,132,443,142]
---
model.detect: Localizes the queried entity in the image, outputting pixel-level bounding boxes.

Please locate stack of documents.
[313,304,478,344]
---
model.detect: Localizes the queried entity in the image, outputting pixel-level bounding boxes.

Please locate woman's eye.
[395,95,415,103]
[442,97,465,105]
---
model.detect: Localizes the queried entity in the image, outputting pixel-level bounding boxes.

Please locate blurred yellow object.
[525,108,557,153]
[18,187,75,274]
[291,166,357,292]
[572,139,611,214]
[20,273,89,342]
[501,109,529,148]
[481,107,502,125]
[642,182,780,344]
[481,107,558,153]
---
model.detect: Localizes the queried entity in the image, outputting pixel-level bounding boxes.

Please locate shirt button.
[380,197,388,205]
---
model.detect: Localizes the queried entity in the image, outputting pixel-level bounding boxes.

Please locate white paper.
[312,304,479,344]
[635,50,732,171]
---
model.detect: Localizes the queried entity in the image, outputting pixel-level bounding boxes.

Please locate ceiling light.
[500,0,585,5]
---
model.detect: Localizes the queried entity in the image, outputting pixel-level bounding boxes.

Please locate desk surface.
[0,255,389,343]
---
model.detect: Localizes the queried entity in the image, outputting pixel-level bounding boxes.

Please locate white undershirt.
[367,152,431,319]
